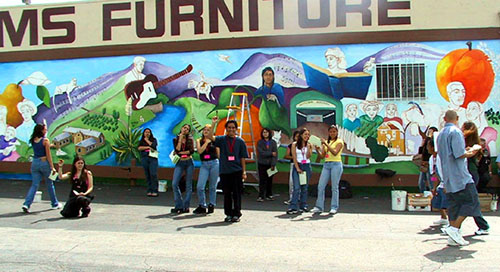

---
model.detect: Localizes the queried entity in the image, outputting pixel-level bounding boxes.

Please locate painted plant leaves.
[36,86,51,108]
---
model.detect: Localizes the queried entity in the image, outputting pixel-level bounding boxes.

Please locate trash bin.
[158,180,168,192]
[391,190,407,211]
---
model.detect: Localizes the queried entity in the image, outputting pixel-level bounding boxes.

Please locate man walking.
[437,110,485,246]
[209,116,248,223]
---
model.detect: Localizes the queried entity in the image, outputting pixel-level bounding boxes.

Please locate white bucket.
[158,180,167,192]
[391,190,407,211]
[491,200,497,212]
[34,191,42,202]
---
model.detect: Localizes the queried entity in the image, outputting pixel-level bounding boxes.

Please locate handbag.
[169,150,180,164]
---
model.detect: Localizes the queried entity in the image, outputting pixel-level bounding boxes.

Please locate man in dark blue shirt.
[209,116,248,222]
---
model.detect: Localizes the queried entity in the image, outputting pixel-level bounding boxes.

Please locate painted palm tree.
[112,98,141,164]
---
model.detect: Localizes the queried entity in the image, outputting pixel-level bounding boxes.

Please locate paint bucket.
[158,180,167,193]
[391,190,407,211]
[34,191,42,203]
[491,200,497,212]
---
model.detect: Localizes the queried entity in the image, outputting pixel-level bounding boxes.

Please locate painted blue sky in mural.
[2,40,498,109]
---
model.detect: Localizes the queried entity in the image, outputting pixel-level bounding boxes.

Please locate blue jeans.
[141,156,158,193]
[289,163,311,210]
[172,159,194,209]
[197,159,219,207]
[418,171,432,192]
[315,161,343,211]
[23,158,60,208]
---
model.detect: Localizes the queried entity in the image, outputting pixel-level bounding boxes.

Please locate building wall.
[0,1,499,175]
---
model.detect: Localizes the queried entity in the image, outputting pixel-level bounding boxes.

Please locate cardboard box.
[478,193,494,212]
[407,193,432,212]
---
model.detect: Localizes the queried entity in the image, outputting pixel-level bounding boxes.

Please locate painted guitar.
[124,64,193,110]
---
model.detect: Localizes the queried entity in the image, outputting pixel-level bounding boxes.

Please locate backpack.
[339,180,353,199]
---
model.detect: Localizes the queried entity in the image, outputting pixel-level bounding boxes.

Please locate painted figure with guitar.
[124,64,193,110]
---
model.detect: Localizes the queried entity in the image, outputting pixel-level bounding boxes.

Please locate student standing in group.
[138,128,159,197]
[171,124,195,214]
[58,156,94,218]
[461,121,490,235]
[283,131,300,205]
[22,124,62,213]
[438,110,482,246]
[417,127,438,192]
[427,136,449,226]
[311,125,344,214]
[287,128,315,214]
[193,124,220,214]
[208,116,248,222]
[256,128,278,202]
[476,138,492,193]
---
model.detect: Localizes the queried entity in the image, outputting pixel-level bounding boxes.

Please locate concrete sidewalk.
[0,179,499,271]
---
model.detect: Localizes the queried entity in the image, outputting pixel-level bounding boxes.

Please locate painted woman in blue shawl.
[253,67,291,136]
[254,67,285,107]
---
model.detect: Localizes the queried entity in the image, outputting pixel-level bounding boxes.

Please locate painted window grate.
[376,63,426,101]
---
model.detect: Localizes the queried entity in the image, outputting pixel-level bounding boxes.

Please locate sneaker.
[447,237,459,246]
[286,209,298,214]
[207,204,214,214]
[310,207,322,214]
[300,207,309,213]
[181,208,189,214]
[22,205,29,213]
[474,229,490,235]
[256,197,264,202]
[446,226,469,246]
[51,203,63,210]
[193,206,206,214]
[265,196,274,201]
[224,216,232,222]
[440,227,448,236]
[231,216,240,222]
[171,208,181,214]
[433,218,449,225]
[283,200,290,205]
[329,209,338,214]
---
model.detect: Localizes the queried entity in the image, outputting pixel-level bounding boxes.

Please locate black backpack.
[339,180,353,199]
[308,180,353,199]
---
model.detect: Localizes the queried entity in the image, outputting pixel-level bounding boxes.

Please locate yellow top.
[324,138,343,162]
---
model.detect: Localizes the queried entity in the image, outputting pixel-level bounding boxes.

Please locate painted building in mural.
[0,0,499,174]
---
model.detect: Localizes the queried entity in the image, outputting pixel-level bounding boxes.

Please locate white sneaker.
[310,207,322,214]
[329,209,337,214]
[51,203,63,210]
[474,229,489,235]
[22,205,29,213]
[447,237,459,246]
[433,218,449,225]
[446,226,469,246]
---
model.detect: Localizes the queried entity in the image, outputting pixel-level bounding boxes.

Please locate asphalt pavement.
[0,179,499,271]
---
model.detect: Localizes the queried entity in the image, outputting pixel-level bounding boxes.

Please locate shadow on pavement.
[0,209,52,218]
[418,225,444,235]
[176,221,233,231]
[2,179,499,216]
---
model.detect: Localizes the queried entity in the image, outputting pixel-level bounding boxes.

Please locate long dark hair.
[70,156,89,184]
[327,125,338,143]
[261,67,274,87]
[30,124,45,144]
[463,121,481,158]
[260,128,273,140]
[177,124,193,150]
[296,128,309,149]
[139,128,156,146]
[463,121,480,147]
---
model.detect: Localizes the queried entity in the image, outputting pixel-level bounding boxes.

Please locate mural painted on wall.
[0,40,499,169]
